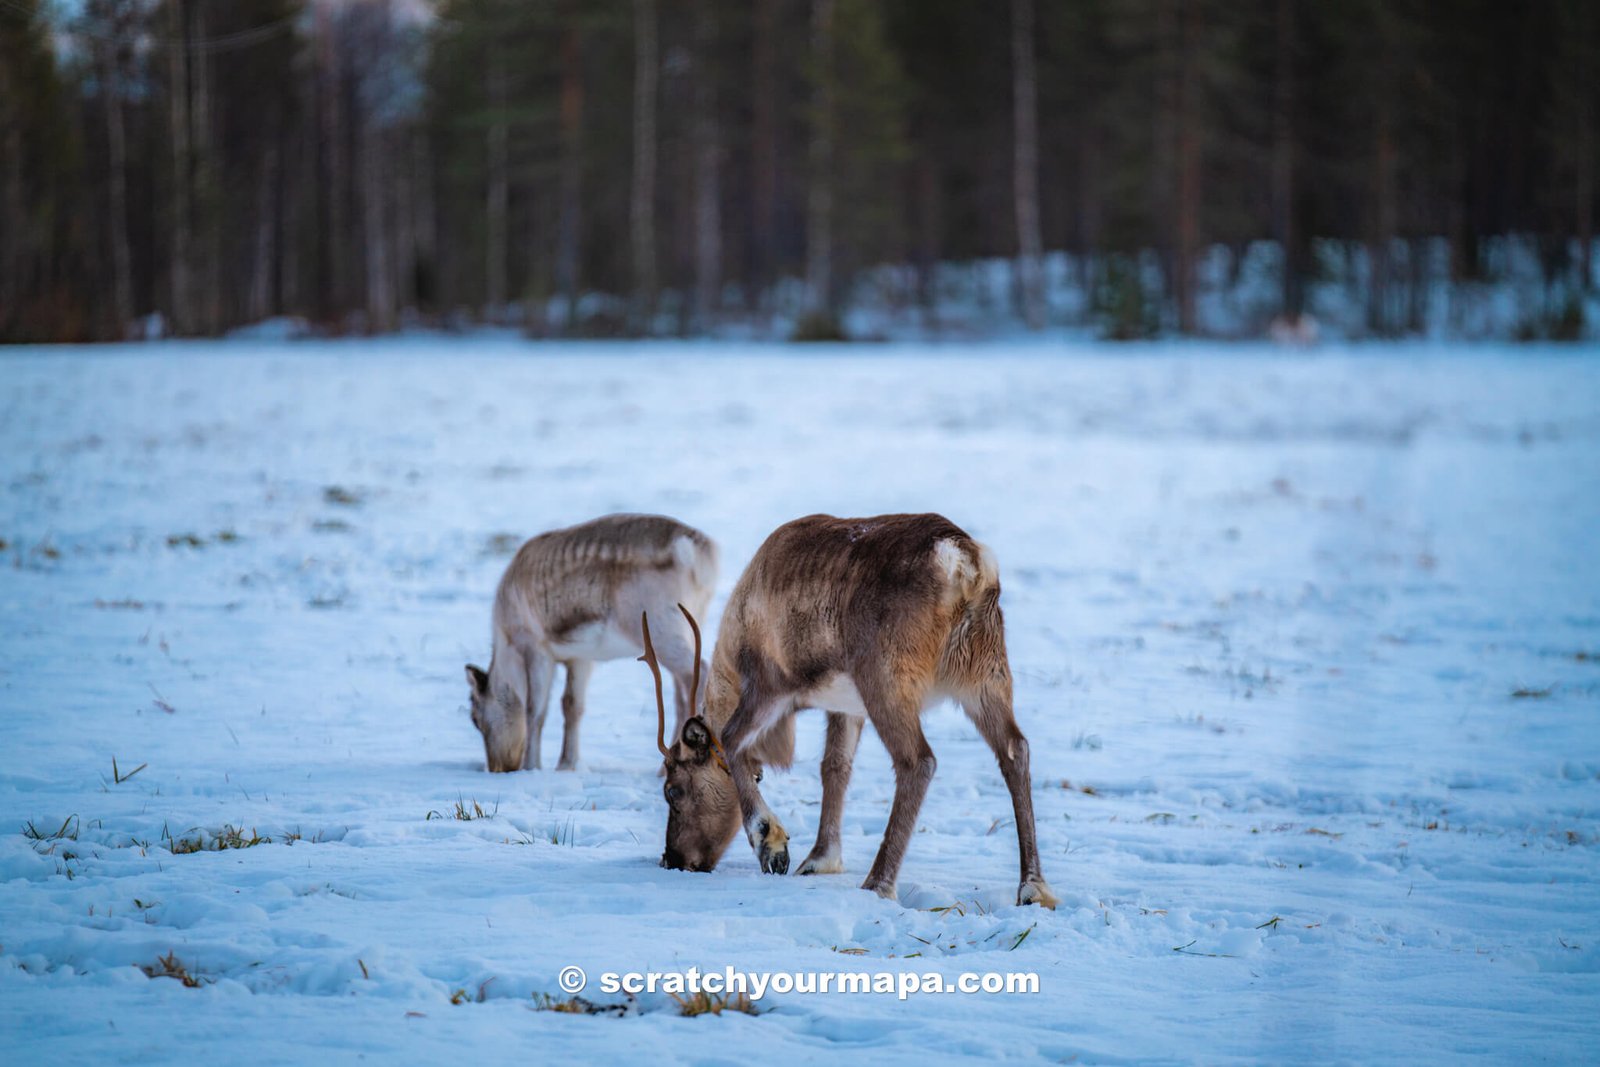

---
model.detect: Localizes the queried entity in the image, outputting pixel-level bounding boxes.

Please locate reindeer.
[640,513,1056,908]
[466,513,716,772]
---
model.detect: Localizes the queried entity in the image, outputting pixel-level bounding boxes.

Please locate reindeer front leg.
[523,652,555,771]
[797,712,862,876]
[720,697,792,875]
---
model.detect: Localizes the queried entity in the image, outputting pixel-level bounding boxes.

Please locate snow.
[2,338,1597,1064]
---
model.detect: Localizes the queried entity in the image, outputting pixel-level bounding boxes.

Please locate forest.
[1,0,1596,342]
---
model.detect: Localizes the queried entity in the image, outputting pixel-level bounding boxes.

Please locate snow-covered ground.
[2,339,1597,1064]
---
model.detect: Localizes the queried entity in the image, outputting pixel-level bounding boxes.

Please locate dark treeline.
[1,0,1595,342]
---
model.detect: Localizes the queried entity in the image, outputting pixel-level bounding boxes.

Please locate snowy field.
[2,339,1598,1065]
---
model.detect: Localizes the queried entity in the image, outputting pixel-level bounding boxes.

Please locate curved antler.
[677,602,702,715]
[676,603,730,773]
[639,611,670,758]
[642,605,729,771]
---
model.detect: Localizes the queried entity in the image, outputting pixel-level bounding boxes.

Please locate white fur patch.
[670,534,697,572]
[546,621,639,661]
[932,538,967,585]
[800,673,870,719]
[973,541,999,585]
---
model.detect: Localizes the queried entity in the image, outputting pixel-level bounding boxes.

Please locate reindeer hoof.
[1018,876,1059,910]
[756,821,789,874]
[760,841,789,875]
[795,848,843,876]
[859,876,897,900]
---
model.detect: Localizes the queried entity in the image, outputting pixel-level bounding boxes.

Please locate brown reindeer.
[641,514,1056,908]
[466,513,716,772]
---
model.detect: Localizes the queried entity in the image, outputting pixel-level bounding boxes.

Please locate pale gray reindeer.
[466,513,716,772]
[641,513,1057,908]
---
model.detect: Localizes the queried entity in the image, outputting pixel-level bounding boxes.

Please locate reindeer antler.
[641,605,730,772]
[677,602,702,714]
[676,603,731,773]
[639,611,670,758]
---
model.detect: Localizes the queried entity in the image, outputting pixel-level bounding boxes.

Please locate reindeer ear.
[465,664,489,697]
[681,717,712,753]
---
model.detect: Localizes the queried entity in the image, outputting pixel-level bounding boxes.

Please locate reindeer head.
[465,660,527,772]
[641,606,741,872]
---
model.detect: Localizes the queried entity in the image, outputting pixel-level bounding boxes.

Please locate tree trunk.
[250,148,278,322]
[1369,122,1396,335]
[317,1,346,325]
[804,0,836,323]
[915,153,939,312]
[486,42,508,319]
[692,0,721,330]
[631,0,658,330]
[1,118,21,325]
[362,123,393,332]
[1011,0,1045,330]
[1577,1,1594,291]
[168,0,194,335]
[556,22,584,331]
[1175,1,1202,334]
[1272,0,1299,318]
[1369,78,1397,336]
[97,17,133,338]
[394,129,416,317]
[412,126,436,312]
[1078,129,1101,310]
[750,0,777,304]
[190,2,221,333]
[1151,0,1177,327]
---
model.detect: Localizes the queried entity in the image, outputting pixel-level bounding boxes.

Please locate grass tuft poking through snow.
[425,797,496,822]
[140,952,206,988]
[671,990,759,1017]
[167,825,270,854]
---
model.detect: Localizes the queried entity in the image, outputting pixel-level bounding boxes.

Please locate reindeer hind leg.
[555,659,592,770]
[961,677,1057,909]
[858,695,936,901]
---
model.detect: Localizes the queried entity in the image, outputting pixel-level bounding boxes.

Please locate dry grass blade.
[450,978,498,1004]
[927,899,986,917]
[141,951,204,987]
[112,756,147,784]
[22,814,79,843]
[169,824,270,854]
[1008,922,1037,951]
[1172,940,1238,958]
[425,796,496,821]
[671,990,758,1017]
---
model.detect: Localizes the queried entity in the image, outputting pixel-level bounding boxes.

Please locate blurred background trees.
[0,0,1595,342]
